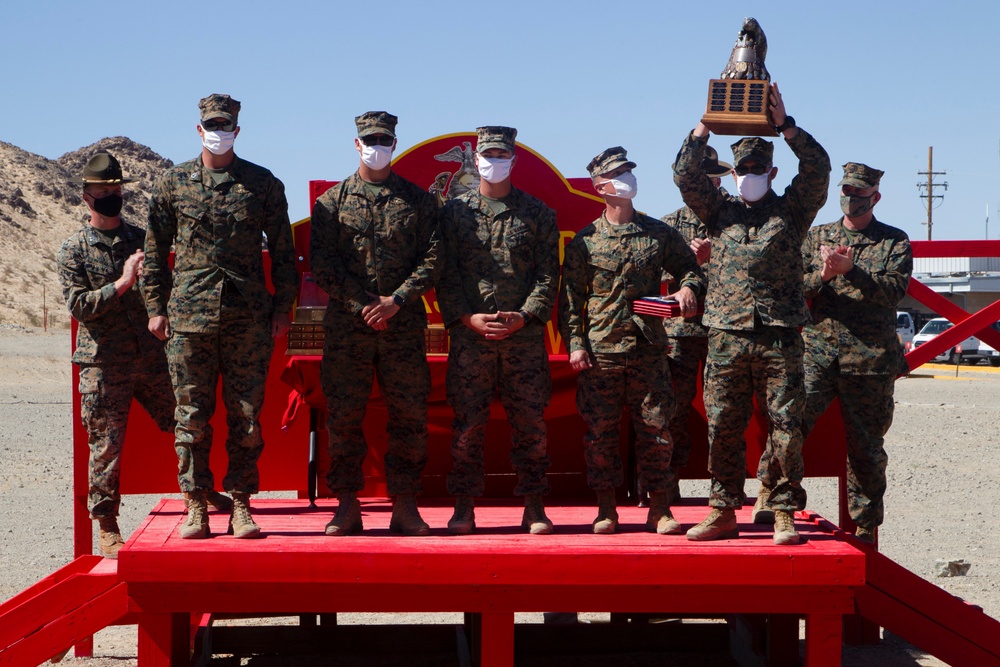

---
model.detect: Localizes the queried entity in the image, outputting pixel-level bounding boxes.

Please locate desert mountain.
[0,137,172,328]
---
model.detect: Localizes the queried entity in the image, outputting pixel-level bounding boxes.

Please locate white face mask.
[360,143,393,170]
[201,129,235,155]
[736,172,770,202]
[598,171,638,199]
[476,155,514,184]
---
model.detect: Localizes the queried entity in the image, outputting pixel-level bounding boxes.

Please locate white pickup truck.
[896,311,916,347]
[977,321,1000,367]
[911,317,982,364]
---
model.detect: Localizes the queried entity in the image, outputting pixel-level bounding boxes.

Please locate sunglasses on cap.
[202,119,237,132]
[360,135,394,147]
[734,164,771,176]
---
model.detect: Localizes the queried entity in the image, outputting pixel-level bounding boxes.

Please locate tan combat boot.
[325,491,362,536]
[854,525,876,544]
[752,484,775,524]
[773,510,801,545]
[592,490,618,534]
[96,515,125,558]
[389,494,430,536]
[179,490,210,539]
[183,490,232,514]
[447,495,476,535]
[645,491,682,535]
[521,494,554,535]
[685,508,738,541]
[229,492,261,539]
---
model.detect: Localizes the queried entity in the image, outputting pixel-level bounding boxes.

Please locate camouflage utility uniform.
[59,221,176,517]
[438,187,560,497]
[310,172,440,495]
[674,130,830,511]
[144,156,299,494]
[559,212,705,493]
[660,205,711,478]
[759,215,911,528]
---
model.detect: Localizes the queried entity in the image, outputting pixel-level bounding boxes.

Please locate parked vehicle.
[911,318,981,364]
[896,311,916,347]
[977,321,1000,367]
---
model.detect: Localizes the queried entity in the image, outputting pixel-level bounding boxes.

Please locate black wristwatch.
[519,310,530,324]
[774,115,796,134]
[392,294,405,307]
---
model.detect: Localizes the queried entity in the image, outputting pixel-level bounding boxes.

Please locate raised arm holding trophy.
[674,17,832,544]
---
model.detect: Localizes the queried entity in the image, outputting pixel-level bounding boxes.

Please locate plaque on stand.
[700,18,777,137]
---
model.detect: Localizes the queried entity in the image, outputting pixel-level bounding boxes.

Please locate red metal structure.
[4,137,1000,666]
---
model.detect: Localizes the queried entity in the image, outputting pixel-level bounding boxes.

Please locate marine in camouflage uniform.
[310,111,441,537]
[436,126,560,535]
[658,146,733,501]
[144,94,299,539]
[674,84,831,544]
[58,153,176,557]
[559,147,705,534]
[759,163,911,543]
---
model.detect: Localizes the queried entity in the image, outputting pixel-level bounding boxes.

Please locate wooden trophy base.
[701,79,777,137]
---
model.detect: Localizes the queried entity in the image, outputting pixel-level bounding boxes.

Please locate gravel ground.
[2,326,997,666]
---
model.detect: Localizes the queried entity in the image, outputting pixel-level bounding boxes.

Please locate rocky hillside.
[0,137,172,328]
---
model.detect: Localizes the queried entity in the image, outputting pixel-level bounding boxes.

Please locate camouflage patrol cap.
[731,137,773,166]
[587,146,637,178]
[199,94,241,123]
[703,145,733,177]
[355,111,398,138]
[838,162,884,189]
[476,126,517,153]
[73,152,133,184]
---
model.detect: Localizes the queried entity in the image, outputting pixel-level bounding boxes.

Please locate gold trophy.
[701,18,778,137]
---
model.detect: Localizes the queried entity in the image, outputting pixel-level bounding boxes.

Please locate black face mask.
[91,193,124,218]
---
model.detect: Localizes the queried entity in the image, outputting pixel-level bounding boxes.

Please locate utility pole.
[917,146,947,240]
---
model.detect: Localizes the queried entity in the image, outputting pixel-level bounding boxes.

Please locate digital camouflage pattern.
[437,186,559,497]
[79,362,175,516]
[576,348,677,493]
[674,128,830,512]
[660,206,711,476]
[730,137,774,167]
[320,329,430,495]
[446,336,551,496]
[559,212,705,494]
[310,171,440,332]
[438,188,559,333]
[797,364,894,528]
[59,220,175,517]
[143,156,299,332]
[310,170,441,495]
[199,94,240,122]
[706,327,807,510]
[558,212,705,355]
[838,162,884,189]
[660,206,710,337]
[663,335,708,473]
[166,309,273,494]
[144,153,298,495]
[673,129,831,330]
[476,126,517,153]
[586,146,636,178]
[801,218,912,375]
[59,222,164,363]
[355,111,398,137]
[759,214,911,528]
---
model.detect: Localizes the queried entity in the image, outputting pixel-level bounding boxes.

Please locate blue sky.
[3,1,998,239]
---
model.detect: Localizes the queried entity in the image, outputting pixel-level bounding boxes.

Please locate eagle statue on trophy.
[720,17,770,81]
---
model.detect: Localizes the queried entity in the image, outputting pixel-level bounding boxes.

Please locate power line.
[917,146,947,240]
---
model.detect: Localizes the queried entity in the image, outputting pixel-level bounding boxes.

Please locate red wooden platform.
[117,499,863,667]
